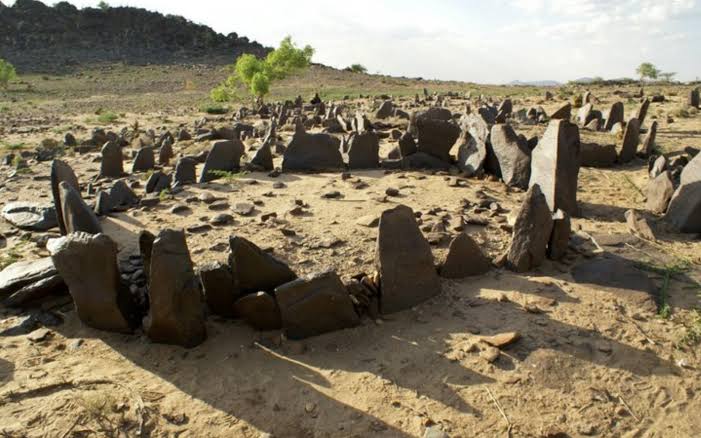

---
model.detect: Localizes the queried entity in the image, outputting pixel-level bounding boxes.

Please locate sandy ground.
[1,75,700,437]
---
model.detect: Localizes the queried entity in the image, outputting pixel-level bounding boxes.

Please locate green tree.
[98,1,110,10]
[212,36,314,101]
[0,59,17,90]
[348,64,368,74]
[658,72,677,83]
[636,62,659,82]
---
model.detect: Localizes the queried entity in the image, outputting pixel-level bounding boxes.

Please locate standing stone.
[250,142,274,171]
[199,140,245,183]
[158,142,174,165]
[199,262,237,318]
[375,205,441,314]
[636,98,650,126]
[276,271,359,339]
[507,185,554,273]
[439,233,491,278]
[398,132,418,157]
[646,171,675,214]
[173,157,197,188]
[51,160,79,235]
[145,171,172,194]
[233,292,281,331]
[577,103,593,126]
[550,103,572,120]
[604,102,624,131]
[60,182,102,234]
[48,233,133,333]
[415,118,461,162]
[144,229,206,348]
[641,121,658,157]
[456,131,487,177]
[490,124,531,188]
[375,100,394,119]
[688,88,700,108]
[649,155,667,179]
[618,118,640,163]
[100,142,123,178]
[529,119,581,216]
[228,236,296,295]
[347,132,380,169]
[282,131,343,171]
[665,153,701,233]
[132,147,155,173]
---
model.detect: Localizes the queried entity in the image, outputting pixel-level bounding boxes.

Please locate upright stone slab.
[688,88,700,108]
[529,119,581,216]
[145,171,172,194]
[490,124,531,188]
[375,205,441,314]
[550,103,572,120]
[347,132,380,169]
[618,118,640,163]
[144,229,206,348]
[415,118,461,162]
[276,271,359,339]
[48,233,133,333]
[51,160,79,235]
[250,142,274,171]
[641,121,658,157]
[636,98,650,126]
[375,100,394,119]
[439,233,491,278]
[100,141,123,178]
[158,142,174,165]
[604,102,624,131]
[456,131,487,177]
[131,147,155,173]
[199,140,244,183]
[172,157,197,188]
[60,181,102,234]
[228,236,297,295]
[199,262,237,318]
[507,185,554,273]
[665,153,701,233]
[398,132,418,157]
[282,131,343,171]
[646,171,674,214]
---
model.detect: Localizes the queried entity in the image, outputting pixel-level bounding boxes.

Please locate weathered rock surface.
[580,143,617,168]
[347,132,380,169]
[618,118,640,163]
[173,157,197,187]
[282,131,343,171]
[604,102,624,131]
[439,233,491,278]
[60,181,102,234]
[233,292,281,331]
[490,124,531,188]
[132,147,155,173]
[665,153,701,232]
[415,118,461,162]
[1,202,57,231]
[199,262,237,318]
[0,257,57,297]
[199,140,245,183]
[646,171,674,214]
[100,141,124,178]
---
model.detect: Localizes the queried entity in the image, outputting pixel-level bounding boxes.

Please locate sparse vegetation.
[672,106,691,118]
[96,111,119,124]
[0,58,17,90]
[212,36,314,101]
[208,169,248,184]
[0,141,26,151]
[200,103,229,114]
[678,310,701,348]
[347,64,368,74]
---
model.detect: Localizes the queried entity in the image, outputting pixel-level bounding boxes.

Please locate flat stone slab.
[1,202,57,231]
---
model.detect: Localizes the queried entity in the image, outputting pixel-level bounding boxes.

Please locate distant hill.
[508,80,561,87]
[0,0,270,72]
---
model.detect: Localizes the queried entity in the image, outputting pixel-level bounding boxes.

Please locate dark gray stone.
[439,233,491,278]
[131,147,155,173]
[173,157,197,187]
[604,102,624,131]
[415,118,460,162]
[282,131,343,171]
[580,143,617,168]
[0,257,57,297]
[490,124,531,188]
[1,202,57,231]
[507,185,554,273]
[145,171,172,194]
[200,140,245,183]
[60,181,102,234]
[51,159,79,235]
[618,118,640,163]
[665,153,701,233]
[347,132,380,169]
[228,236,297,295]
[100,141,123,178]
[233,292,281,331]
[199,262,237,318]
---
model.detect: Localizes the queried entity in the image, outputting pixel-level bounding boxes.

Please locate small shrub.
[0,58,17,90]
[208,169,247,184]
[347,64,368,74]
[97,111,119,124]
[200,103,229,115]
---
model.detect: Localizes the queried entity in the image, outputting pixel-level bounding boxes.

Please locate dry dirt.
[0,67,700,438]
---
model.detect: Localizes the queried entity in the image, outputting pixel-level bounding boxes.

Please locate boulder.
[60,181,102,234]
[144,229,206,348]
[131,147,155,173]
[50,159,79,235]
[439,233,491,278]
[282,131,343,171]
[507,185,554,273]
[99,141,123,178]
[579,143,617,168]
[646,171,674,214]
[665,153,701,233]
[276,271,359,339]
[618,118,640,163]
[415,118,461,162]
[347,132,380,169]
[199,140,245,183]
[48,233,134,332]
[199,262,237,318]
[173,157,197,187]
[1,202,57,231]
[490,124,531,188]
[529,119,581,216]
[228,236,297,295]
[3,273,65,308]
[375,205,441,314]
[604,102,624,131]
[233,292,281,331]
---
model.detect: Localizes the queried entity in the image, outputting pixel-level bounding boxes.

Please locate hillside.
[0,0,270,72]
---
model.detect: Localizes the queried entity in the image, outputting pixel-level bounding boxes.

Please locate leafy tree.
[0,59,17,90]
[658,72,677,82]
[212,36,314,101]
[98,1,110,10]
[348,64,368,74]
[636,62,659,82]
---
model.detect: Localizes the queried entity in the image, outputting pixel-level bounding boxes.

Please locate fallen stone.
[439,233,491,278]
[580,143,617,168]
[233,291,281,331]
[145,171,172,194]
[507,184,554,273]
[548,209,571,261]
[375,205,441,314]
[1,202,57,231]
[550,103,572,120]
[398,132,418,157]
[0,257,57,297]
[250,142,274,171]
[3,274,65,307]
[276,271,359,339]
[415,118,460,162]
[641,121,658,157]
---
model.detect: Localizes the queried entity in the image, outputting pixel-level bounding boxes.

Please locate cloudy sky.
[11,0,701,83]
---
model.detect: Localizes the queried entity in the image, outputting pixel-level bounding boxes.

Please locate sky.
[8,0,701,83]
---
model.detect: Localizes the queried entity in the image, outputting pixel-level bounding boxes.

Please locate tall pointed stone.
[641,121,658,157]
[50,159,79,235]
[507,185,554,273]
[618,118,640,163]
[131,147,155,173]
[347,132,380,169]
[604,102,624,131]
[490,124,531,188]
[60,182,101,234]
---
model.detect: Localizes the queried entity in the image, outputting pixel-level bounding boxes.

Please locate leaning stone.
[60,182,102,234]
[375,205,441,314]
[529,119,581,216]
[228,236,297,295]
[646,171,674,214]
[507,185,554,273]
[99,141,124,178]
[635,98,650,126]
[276,271,359,339]
[604,102,624,131]
[688,88,700,108]
[347,132,380,169]
[145,171,172,194]
[282,131,343,171]
[375,100,394,119]
[618,118,640,163]
[48,233,134,333]
[233,292,281,331]
[456,132,487,177]
[490,124,531,188]
[640,121,658,157]
[199,140,245,183]
[144,229,206,348]
[550,103,572,120]
[665,153,701,233]
[51,159,79,235]
[439,233,491,278]
[199,262,237,318]
[1,202,57,231]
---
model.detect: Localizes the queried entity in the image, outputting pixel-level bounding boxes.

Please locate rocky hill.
[0,0,270,72]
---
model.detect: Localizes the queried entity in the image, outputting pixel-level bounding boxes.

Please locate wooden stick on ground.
[486,387,512,436]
